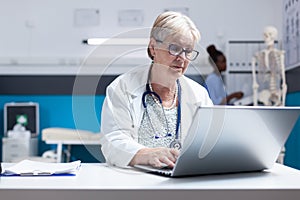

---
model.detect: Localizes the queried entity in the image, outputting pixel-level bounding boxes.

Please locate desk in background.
[44,139,100,162]
[1,163,300,200]
[42,128,101,162]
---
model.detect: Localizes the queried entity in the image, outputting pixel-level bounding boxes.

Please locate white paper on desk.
[2,160,81,175]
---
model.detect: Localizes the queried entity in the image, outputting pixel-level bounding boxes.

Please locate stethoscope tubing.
[142,80,181,140]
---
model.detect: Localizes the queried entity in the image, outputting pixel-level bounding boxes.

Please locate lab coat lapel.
[180,77,201,143]
[124,66,150,131]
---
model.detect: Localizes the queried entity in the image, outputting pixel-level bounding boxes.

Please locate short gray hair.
[147,11,201,60]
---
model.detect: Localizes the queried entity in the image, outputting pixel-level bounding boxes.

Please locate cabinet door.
[2,138,30,162]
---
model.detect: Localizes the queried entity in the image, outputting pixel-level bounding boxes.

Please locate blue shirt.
[205,72,226,105]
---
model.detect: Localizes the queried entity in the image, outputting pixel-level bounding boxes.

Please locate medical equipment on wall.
[2,102,39,162]
[142,79,182,150]
[4,102,39,137]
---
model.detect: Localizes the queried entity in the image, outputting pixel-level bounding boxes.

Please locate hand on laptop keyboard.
[129,147,180,168]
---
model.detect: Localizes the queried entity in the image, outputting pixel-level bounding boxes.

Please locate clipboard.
[1,159,81,176]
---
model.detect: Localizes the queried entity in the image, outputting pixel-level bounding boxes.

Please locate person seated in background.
[205,45,244,105]
[99,11,213,168]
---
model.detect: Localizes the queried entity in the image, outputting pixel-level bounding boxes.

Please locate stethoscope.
[142,79,182,150]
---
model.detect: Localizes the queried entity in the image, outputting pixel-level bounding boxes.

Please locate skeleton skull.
[263,26,278,47]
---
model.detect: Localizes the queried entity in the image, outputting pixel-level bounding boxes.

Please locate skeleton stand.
[252,48,287,164]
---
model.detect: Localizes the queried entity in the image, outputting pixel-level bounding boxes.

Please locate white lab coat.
[100,65,213,167]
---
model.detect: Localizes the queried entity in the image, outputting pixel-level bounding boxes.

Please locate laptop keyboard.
[151,166,173,176]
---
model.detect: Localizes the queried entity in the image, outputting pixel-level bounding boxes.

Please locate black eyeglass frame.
[155,39,199,61]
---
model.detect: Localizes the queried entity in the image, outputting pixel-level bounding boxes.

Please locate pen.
[20,171,53,176]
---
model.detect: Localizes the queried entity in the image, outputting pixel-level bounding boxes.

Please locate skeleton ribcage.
[256,50,282,94]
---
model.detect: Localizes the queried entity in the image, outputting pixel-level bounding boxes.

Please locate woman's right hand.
[225,91,244,104]
[129,147,180,168]
[233,91,244,99]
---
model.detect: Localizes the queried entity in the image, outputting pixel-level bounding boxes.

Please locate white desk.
[1,163,300,200]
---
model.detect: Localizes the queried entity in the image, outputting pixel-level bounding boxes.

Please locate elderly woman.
[100,11,213,168]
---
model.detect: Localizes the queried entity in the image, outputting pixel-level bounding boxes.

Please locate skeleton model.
[252,26,287,106]
[252,26,288,164]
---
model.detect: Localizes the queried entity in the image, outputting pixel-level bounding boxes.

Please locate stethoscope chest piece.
[170,139,182,150]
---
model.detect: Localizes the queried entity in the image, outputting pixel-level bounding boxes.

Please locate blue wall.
[0,95,105,162]
[285,92,300,169]
[1,92,300,166]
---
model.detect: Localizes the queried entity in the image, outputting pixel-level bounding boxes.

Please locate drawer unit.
[2,137,38,162]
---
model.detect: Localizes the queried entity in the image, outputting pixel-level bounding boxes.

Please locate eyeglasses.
[156,39,199,61]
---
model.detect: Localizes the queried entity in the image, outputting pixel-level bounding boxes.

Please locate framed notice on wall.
[283,0,300,70]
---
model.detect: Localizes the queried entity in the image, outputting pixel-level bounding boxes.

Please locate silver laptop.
[135,106,300,177]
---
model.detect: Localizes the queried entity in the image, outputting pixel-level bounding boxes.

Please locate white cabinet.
[2,137,38,162]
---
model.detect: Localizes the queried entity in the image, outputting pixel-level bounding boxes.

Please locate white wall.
[0,0,283,74]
